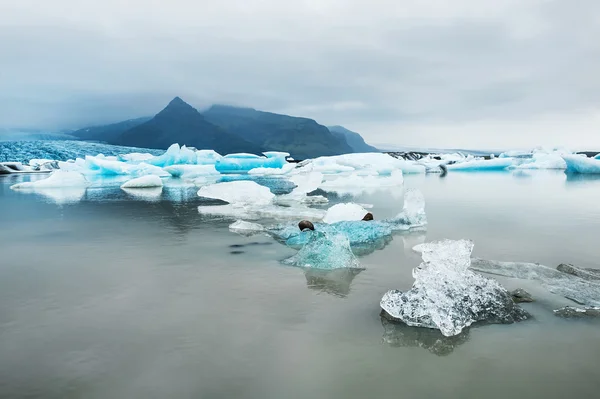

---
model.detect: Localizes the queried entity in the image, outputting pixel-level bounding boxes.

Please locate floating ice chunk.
[121,187,163,202]
[319,169,404,195]
[198,180,275,205]
[511,153,566,170]
[380,239,529,337]
[562,154,600,174]
[120,175,163,189]
[281,221,393,250]
[390,189,427,230]
[289,172,324,196]
[595,154,600,160]
[282,231,361,270]
[84,156,133,175]
[117,152,155,162]
[228,220,265,235]
[164,164,219,178]
[323,203,369,224]
[198,203,325,221]
[215,153,288,174]
[446,158,513,171]
[470,258,600,307]
[145,144,198,167]
[248,163,296,176]
[305,153,425,175]
[11,171,89,189]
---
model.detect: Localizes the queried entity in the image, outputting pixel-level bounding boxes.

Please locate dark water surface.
[1,171,599,399]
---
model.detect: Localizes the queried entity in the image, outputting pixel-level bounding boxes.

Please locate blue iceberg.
[446,158,513,172]
[282,231,362,270]
[215,152,289,174]
[562,154,600,174]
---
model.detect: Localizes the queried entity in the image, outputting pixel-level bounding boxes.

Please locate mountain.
[327,125,379,153]
[72,117,152,142]
[203,105,353,159]
[115,98,263,154]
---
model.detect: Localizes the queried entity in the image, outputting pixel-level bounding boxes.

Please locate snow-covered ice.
[248,163,296,176]
[380,239,529,337]
[282,231,362,270]
[300,153,426,175]
[322,203,369,224]
[228,220,265,235]
[120,175,164,189]
[10,171,89,189]
[164,164,219,178]
[198,180,275,206]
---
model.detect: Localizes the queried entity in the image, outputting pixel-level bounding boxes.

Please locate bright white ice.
[322,203,369,224]
[121,175,164,189]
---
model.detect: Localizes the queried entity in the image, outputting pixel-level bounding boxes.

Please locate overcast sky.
[1,0,599,149]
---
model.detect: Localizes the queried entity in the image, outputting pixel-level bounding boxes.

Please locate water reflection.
[303,268,364,298]
[381,316,470,356]
[564,173,600,184]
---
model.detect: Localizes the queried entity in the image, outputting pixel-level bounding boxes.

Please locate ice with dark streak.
[380,239,529,337]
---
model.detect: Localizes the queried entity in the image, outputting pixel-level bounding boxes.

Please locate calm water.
[1,171,599,399]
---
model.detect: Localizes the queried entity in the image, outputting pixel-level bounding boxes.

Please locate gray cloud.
[1,0,599,149]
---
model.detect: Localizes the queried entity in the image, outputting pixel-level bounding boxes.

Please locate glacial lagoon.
[1,170,600,398]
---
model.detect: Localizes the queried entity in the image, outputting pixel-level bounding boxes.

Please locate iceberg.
[228,220,265,235]
[164,164,219,178]
[145,144,198,167]
[300,153,426,175]
[562,154,600,174]
[248,163,296,176]
[319,169,404,196]
[196,150,223,165]
[511,153,566,170]
[470,258,600,307]
[120,175,163,189]
[117,152,155,162]
[446,158,513,171]
[215,152,288,174]
[10,171,89,189]
[380,240,529,337]
[282,231,362,270]
[198,180,275,206]
[322,203,369,224]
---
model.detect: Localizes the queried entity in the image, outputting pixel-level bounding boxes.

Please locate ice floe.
[120,175,164,189]
[446,158,514,171]
[164,164,219,178]
[380,239,529,337]
[215,152,289,174]
[323,203,370,224]
[228,220,265,235]
[198,180,275,206]
[319,169,404,196]
[248,163,296,176]
[299,153,426,175]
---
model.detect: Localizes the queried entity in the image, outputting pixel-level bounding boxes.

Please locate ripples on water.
[1,171,599,399]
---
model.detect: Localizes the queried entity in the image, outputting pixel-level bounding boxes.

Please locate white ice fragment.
[120,175,164,189]
[10,171,89,189]
[228,220,265,235]
[322,203,369,224]
[198,180,275,206]
[392,189,427,229]
[117,152,155,162]
[121,187,163,201]
[288,172,324,197]
[380,239,528,337]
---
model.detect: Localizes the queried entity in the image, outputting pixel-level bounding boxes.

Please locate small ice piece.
[248,163,296,176]
[164,164,219,178]
[470,258,600,307]
[228,220,265,235]
[282,231,362,270]
[380,239,529,337]
[198,180,275,206]
[390,189,427,230]
[412,243,425,253]
[562,154,600,174]
[121,187,163,201]
[446,158,513,171]
[10,171,89,189]
[120,175,164,189]
[322,203,369,224]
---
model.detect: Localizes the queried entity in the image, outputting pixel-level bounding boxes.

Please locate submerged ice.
[380,240,529,337]
[282,231,361,270]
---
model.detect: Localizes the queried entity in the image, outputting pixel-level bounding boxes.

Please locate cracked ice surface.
[380,240,529,337]
[282,231,362,270]
[470,258,600,307]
